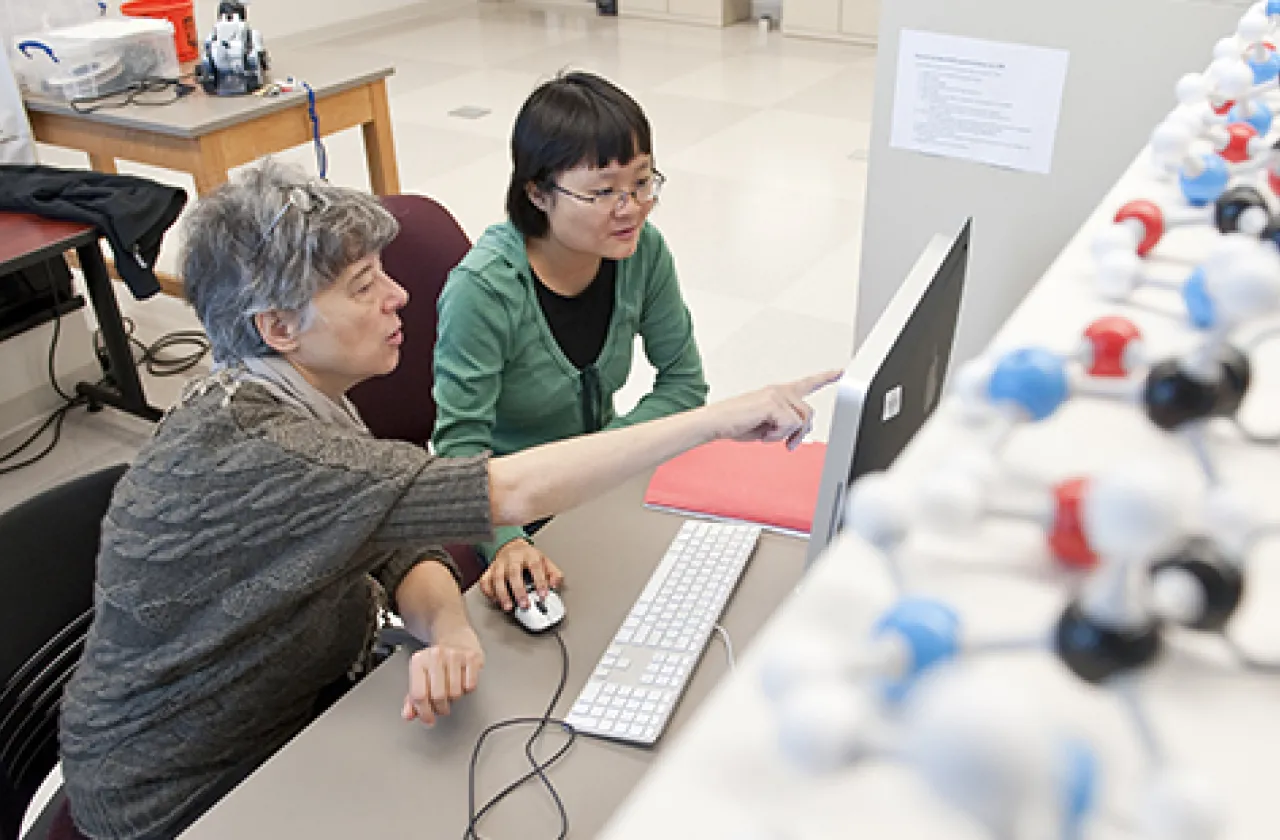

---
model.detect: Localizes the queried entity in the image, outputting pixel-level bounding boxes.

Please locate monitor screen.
[806,219,971,565]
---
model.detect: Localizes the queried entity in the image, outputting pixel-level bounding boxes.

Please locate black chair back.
[0,465,126,840]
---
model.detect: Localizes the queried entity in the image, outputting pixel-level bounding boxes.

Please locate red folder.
[644,439,828,536]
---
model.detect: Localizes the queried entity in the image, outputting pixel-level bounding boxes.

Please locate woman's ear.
[525,180,551,213]
[254,310,303,354]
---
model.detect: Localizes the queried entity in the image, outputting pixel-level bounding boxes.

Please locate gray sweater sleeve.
[235,389,495,555]
[372,546,461,614]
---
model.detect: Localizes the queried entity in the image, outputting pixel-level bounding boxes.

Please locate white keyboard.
[564,520,762,745]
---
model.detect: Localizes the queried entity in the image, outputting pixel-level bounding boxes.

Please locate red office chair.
[348,195,484,589]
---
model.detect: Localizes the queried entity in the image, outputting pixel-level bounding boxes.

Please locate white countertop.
[598,139,1280,840]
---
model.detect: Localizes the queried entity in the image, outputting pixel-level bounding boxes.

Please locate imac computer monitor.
[806,219,971,566]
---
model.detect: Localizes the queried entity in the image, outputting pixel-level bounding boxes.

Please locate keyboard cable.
[464,628,579,840]
[713,624,736,671]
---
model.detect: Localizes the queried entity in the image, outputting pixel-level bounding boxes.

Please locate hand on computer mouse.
[479,539,564,611]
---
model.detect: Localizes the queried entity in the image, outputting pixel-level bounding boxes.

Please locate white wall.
[856,0,1252,367]
[192,0,423,42]
[4,1,420,44]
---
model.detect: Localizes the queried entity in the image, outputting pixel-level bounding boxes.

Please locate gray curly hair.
[181,159,400,363]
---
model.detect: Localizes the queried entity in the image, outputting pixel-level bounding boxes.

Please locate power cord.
[47,271,77,404]
[0,399,83,476]
[465,629,577,840]
[1,288,210,475]
[137,330,210,376]
[300,80,329,180]
[1,278,87,475]
[94,316,211,378]
[252,76,327,179]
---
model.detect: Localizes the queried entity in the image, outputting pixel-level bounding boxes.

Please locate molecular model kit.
[749,6,1280,840]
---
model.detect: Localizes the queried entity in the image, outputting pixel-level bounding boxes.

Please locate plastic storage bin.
[120,0,199,63]
[12,17,179,102]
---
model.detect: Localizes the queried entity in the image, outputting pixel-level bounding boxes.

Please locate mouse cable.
[464,628,578,840]
[464,629,576,839]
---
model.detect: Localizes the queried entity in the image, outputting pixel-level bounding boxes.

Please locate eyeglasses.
[260,186,331,246]
[69,76,195,114]
[550,170,666,213]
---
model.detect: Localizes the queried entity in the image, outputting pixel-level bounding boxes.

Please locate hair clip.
[261,195,297,243]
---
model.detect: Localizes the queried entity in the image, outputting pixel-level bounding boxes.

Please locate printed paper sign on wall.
[890,30,1070,175]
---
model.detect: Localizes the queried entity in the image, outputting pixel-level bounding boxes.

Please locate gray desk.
[25,46,399,198]
[182,473,807,839]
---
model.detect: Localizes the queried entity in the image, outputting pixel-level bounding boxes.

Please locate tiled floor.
[1,1,875,512]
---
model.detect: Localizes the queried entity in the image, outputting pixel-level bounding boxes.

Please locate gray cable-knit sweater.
[58,379,493,839]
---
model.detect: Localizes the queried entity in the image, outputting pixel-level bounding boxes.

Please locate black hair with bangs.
[506,71,653,238]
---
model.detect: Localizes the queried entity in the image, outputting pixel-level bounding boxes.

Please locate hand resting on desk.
[401,622,485,727]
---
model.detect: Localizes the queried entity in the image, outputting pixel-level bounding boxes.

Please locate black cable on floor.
[47,278,77,403]
[0,281,88,474]
[3,302,209,476]
[98,317,210,378]
[0,399,84,476]
[138,330,210,376]
[465,630,577,840]
[2,264,211,475]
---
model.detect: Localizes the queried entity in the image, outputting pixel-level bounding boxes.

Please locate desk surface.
[182,471,809,839]
[599,147,1280,838]
[23,47,394,139]
[0,212,95,274]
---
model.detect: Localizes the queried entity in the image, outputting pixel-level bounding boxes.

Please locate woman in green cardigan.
[432,71,708,612]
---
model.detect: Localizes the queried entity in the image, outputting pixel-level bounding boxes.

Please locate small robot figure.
[196,1,269,96]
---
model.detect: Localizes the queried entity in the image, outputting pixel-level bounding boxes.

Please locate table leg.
[362,79,401,196]
[193,137,230,196]
[193,165,229,196]
[87,152,118,175]
[73,239,162,423]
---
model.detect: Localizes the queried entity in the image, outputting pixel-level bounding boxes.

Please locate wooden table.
[24,46,399,197]
[0,213,161,422]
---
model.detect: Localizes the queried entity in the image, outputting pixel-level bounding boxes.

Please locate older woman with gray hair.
[54,159,835,840]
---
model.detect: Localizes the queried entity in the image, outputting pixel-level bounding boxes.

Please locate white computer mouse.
[510,571,566,634]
